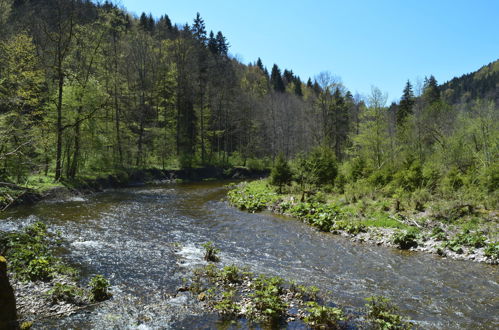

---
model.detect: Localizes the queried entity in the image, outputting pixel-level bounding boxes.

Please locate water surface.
[1,181,498,329]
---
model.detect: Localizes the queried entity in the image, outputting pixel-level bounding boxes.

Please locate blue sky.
[118,0,499,102]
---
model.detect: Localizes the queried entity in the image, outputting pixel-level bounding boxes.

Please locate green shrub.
[304,301,344,329]
[214,290,240,316]
[270,153,292,193]
[441,167,464,192]
[295,146,338,188]
[480,163,499,192]
[392,229,418,249]
[250,275,287,321]
[218,265,242,284]
[48,282,84,304]
[89,275,111,302]
[365,296,411,329]
[484,243,499,259]
[202,241,220,262]
[3,221,78,281]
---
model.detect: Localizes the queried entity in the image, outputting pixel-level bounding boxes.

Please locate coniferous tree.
[270,153,292,193]
[256,57,264,72]
[192,12,206,44]
[207,30,217,54]
[398,80,415,125]
[423,75,440,104]
[215,31,228,56]
[270,64,285,92]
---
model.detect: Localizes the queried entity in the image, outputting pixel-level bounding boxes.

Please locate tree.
[398,80,415,125]
[192,12,207,44]
[0,32,45,181]
[270,153,292,193]
[270,64,285,93]
[423,75,440,105]
[353,86,390,169]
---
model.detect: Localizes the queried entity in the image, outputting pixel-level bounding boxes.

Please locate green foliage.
[392,229,419,250]
[1,221,78,281]
[89,275,111,302]
[218,265,242,284]
[48,282,84,304]
[270,153,292,192]
[365,296,411,329]
[202,241,220,262]
[214,290,240,316]
[444,229,486,251]
[250,275,287,321]
[227,181,276,212]
[304,301,345,329]
[484,243,499,259]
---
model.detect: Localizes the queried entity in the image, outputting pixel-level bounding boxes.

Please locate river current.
[1,181,497,329]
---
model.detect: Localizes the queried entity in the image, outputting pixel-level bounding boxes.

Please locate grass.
[228,179,498,261]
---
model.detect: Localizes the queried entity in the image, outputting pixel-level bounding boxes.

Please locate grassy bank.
[0,166,269,211]
[227,179,498,263]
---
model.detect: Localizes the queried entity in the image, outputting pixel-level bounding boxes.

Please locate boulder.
[0,256,18,329]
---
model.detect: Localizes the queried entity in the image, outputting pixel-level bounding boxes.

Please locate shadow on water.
[1,181,498,329]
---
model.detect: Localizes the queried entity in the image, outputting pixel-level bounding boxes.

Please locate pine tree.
[256,57,264,71]
[270,64,285,92]
[208,30,217,54]
[270,153,292,193]
[294,77,303,96]
[215,31,228,56]
[423,75,440,104]
[192,12,207,44]
[398,80,415,125]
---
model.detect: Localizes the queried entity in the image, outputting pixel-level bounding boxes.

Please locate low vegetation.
[228,145,498,263]
[0,221,112,323]
[186,243,411,328]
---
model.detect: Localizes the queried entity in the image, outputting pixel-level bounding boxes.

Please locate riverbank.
[227,180,498,264]
[0,222,112,327]
[0,166,269,211]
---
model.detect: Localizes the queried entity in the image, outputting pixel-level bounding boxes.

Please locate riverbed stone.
[0,256,18,329]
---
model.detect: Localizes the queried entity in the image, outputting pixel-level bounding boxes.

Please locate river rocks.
[12,275,87,324]
[0,256,18,329]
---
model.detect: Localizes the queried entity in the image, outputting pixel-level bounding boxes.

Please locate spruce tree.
[398,80,415,125]
[270,153,292,193]
[215,31,228,56]
[208,30,217,54]
[270,64,285,92]
[256,57,264,71]
[423,75,440,104]
[192,12,207,44]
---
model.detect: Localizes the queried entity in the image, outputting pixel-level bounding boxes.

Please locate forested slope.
[0,0,497,210]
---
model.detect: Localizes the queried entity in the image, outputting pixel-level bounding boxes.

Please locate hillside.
[440,59,499,104]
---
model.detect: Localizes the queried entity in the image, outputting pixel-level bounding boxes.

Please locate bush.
[295,146,338,188]
[250,275,287,321]
[365,296,411,329]
[48,282,84,304]
[484,243,499,259]
[480,163,499,192]
[270,153,292,193]
[304,301,344,329]
[392,229,418,249]
[3,221,78,281]
[441,167,464,192]
[89,275,111,302]
[202,241,220,262]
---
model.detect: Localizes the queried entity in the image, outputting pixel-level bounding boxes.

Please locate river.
[1,181,498,329]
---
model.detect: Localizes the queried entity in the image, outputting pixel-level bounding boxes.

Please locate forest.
[0,0,497,196]
[0,0,498,328]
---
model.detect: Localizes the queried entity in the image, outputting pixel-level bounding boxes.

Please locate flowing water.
[1,181,498,329]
